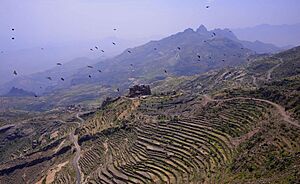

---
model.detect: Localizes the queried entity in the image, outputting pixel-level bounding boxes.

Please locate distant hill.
[4,87,36,97]
[0,57,99,95]
[233,23,300,47]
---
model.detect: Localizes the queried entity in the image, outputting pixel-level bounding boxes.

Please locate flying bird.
[154,48,157,50]
[97,69,102,73]
[164,70,168,73]
[101,50,105,53]
[95,46,98,50]
[113,28,117,31]
[11,37,15,40]
[112,42,116,45]
[34,95,38,98]
[90,48,94,51]
[46,77,52,80]
[89,75,92,78]
[128,50,132,53]
[206,6,210,8]
[12,28,15,31]
[13,70,17,75]
[197,55,201,59]
[87,66,93,68]
[61,78,65,81]
[57,63,62,66]
[116,88,120,92]
[177,47,181,50]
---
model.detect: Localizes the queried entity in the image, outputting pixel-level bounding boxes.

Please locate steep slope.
[1,25,279,99]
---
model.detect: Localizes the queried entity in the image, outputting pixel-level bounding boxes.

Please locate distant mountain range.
[0,25,284,95]
[232,23,300,47]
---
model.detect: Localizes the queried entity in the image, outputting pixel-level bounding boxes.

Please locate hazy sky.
[1,0,300,50]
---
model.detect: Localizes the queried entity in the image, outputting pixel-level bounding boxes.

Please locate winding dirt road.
[70,112,85,184]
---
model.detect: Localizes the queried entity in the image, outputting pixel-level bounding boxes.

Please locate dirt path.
[266,58,283,81]
[70,112,85,184]
[203,95,300,129]
[70,132,82,184]
[76,113,85,123]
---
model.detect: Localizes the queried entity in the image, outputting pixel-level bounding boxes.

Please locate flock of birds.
[5,4,250,98]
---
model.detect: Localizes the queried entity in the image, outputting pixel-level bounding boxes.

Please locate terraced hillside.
[0,47,299,183]
[71,91,299,183]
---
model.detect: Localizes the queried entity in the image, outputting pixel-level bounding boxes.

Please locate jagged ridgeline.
[0,43,299,183]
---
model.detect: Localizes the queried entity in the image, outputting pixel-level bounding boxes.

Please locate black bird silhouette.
[46,77,52,80]
[95,46,98,50]
[97,69,102,73]
[213,32,216,36]
[206,6,210,8]
[11,37,15,40]
[116,88,120,92]
[128,50,132,53]
[34,95,38,98]
[197,55,201,59]
[90,48,94,51]
[89,75,92,78]
[112,42,116,45]
[177,47,181,50]
[13,70,17,75]
[164,70,168,73]
[154,48,157,50]
[130,64,133,67]
[12,28,15,31]
[87,66,93,68]
[113,28,117,31]
[61,78,65,81]
[57,63,62,66]
[101,50,105,52]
